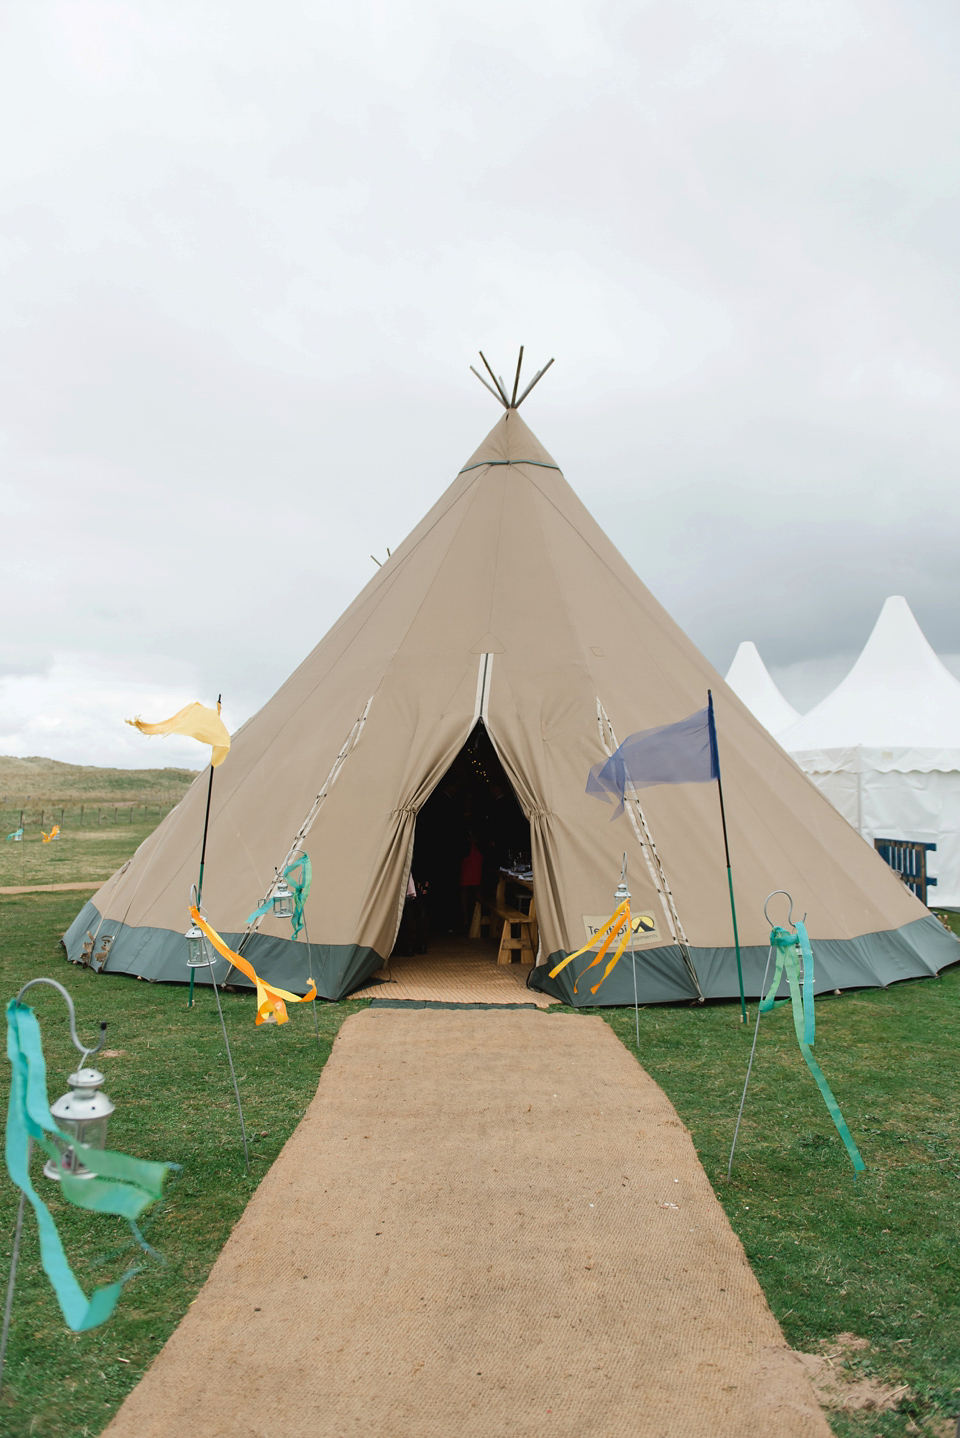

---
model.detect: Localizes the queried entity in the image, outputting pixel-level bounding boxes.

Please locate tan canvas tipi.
[65,389,958,1004]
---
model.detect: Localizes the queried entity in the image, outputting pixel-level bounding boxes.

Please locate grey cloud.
[0,0,958,760]
[0,646,53,680]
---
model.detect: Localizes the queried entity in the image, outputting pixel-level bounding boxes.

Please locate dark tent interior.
[397,724,530,954]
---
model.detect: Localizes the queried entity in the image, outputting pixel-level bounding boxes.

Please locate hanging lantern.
[185,921,215,968]
[272,878,294,920]
[43,1067,115,1181]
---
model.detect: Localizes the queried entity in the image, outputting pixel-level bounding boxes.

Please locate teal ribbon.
[246,855,312,940]
[5,1000,174,1331]
[760,922,865,1175]
[5,829,22,842]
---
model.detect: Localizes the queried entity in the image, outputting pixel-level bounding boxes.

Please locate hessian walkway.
[105,1007,830,1438]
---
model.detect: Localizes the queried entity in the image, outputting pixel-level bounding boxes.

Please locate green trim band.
[458,461,561,474]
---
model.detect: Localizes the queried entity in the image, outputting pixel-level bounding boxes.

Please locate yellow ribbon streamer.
[41,825,60,844]
[189,907,317,1026]
[127,701,231,768]
[549,899,635,995]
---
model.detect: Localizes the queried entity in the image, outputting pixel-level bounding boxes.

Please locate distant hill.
[0,755,200,807]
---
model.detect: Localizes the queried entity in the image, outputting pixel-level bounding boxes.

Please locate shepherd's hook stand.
[727,892,802,1179]
[0,979,107,1397]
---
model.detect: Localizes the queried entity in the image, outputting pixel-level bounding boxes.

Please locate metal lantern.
[44,1067,114,1181]
[272,878,294,920]
[185,921,215,968]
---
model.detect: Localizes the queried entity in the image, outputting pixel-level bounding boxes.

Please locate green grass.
[0,884,957,1437]
[597,958,960,1437]
[0,823,169,890]
[0,751,197,891]
[0,893,365,1437]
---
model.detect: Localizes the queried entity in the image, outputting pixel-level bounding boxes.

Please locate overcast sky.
[1,0,958,769]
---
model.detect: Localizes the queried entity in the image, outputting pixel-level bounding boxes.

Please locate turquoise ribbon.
[760,923,865,1175]
[5,829,23,842]
[246,855,312,940]
[5,1000,174,1331]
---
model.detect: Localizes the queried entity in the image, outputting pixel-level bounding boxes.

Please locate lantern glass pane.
[79,1116,109,1150]
[186,928,213,967]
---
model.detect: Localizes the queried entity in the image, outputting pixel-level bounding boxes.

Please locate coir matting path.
[105,1009,830,1438]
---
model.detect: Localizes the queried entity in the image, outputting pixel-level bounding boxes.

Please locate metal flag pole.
[294,851,322,1050]
[189,694,220,1010]
[707,690,747,1024]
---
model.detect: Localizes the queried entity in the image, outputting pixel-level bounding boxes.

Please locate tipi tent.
[780,596,960,907]
[65,409,958,1005]
[725,641,800,736]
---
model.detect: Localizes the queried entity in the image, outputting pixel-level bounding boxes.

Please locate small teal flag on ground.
[587,702,719,817]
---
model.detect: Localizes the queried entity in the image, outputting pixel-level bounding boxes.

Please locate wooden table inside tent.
[470,867,539,965]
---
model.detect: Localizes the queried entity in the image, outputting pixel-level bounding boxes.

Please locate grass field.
[0,892,364,1438]
[0,756,197,809]
[603,924,960,1438]
[0,756,197,895]
[0,789,956,1437]
[0,756,198,890]
[0,823,171,891]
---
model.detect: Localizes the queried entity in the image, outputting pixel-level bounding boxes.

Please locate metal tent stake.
[0,978,107,1397]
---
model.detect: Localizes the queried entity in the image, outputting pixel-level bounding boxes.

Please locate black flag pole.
[189,692,221,1010]
[707,690,747,1023]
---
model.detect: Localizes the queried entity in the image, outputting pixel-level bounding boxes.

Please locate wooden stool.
[494,906,536,965]
[468,900,492,940]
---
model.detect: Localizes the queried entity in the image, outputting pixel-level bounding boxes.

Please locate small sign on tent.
[582,912,660,948]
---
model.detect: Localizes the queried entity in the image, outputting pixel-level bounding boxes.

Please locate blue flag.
[587,703,719,817]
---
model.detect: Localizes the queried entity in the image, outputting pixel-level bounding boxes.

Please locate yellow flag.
[126,701,230,767]
[41,825,60,844]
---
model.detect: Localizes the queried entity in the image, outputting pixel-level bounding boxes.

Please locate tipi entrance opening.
[349,725,553,1005]
[400,723,530,953]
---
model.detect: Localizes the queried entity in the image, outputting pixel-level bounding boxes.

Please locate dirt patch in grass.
[796,1334,912,1415]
